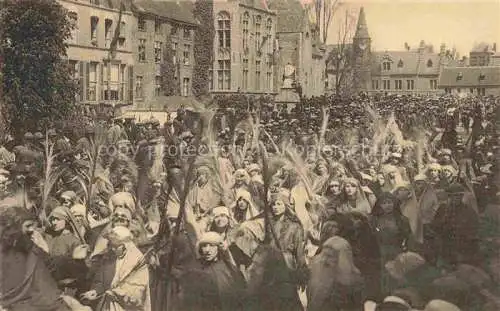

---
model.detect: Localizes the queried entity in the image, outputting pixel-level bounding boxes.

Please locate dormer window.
[479,73,486,80]
[382,61,391,71]
[457,72,463,80]
[397,59,403,68]
[427,59,433,67]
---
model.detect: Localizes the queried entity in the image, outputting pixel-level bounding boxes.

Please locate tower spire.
[354,7,370,40]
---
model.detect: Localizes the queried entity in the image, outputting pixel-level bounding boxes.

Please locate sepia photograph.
[0,0,499,310]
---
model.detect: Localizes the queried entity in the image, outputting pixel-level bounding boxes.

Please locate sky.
[322,0,500,56]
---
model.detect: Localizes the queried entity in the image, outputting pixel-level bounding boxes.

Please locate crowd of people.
[0,93,498,311]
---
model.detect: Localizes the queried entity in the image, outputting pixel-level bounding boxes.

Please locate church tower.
[352,7,371,93]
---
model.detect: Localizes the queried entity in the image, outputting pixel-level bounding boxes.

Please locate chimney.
[494,43,497,52]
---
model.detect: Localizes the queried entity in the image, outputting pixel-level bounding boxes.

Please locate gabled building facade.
[269,0,326,100]
[59,0,135,109]
[209,0,277,95]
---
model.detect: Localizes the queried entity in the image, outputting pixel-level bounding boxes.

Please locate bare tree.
[326,9,356,95]
[313,0,342,44]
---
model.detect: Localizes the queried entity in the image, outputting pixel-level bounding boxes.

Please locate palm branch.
[41,132,66,221]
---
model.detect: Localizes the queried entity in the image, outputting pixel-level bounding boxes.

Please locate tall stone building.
[59,0,136,110]
[131,1,197,112]
[209,0,277,95]
[469,43,499,66]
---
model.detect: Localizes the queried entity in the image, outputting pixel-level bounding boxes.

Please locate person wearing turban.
[431,183,480,268]
[44,206,86,285]
[307,236,365,311]
[82,226,151,311]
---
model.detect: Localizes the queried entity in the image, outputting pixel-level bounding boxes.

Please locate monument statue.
[282,62,296,88]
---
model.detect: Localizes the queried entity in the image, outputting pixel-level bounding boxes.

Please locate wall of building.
[132,14,195,110]
[443,86,500,96]
[60,0,135,106]
[210,2,276,94]
[369,75,442,94]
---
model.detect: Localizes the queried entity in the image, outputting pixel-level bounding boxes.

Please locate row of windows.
[68,61,132,102]
[69,13,127,48]
[208,60,273,91]
[137,39,190,64]
[146,76,191,97]
[371,79,438,90]
[217,11,273,54]
[138,15,191,39]
[382,59,434,71]
[444,88,486,96]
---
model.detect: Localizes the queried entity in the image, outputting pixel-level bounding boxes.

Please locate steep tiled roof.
[133,0,197,25]
[371,50,453,75]
[268,0,305,32]
[471,42,496,53]
[439,66,500,87]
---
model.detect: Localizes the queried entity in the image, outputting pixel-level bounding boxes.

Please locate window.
[217,60,231,90]
[406,79,415,90]
[135,76,143,98]
[171,25,178,36]
[242,12,249,51]
[382,62,391,71]
[155,18,161,33]
[155,75,162,96]
[242,58,249,90]
[120,65,126,100]
[138,39,146,62]
[430,79,438,89]
[255,60,261,90]
[427,59,433,67]
[479,73,486,80]
[255,16,261,54]
[105,19,113,48]
[183,28,191,39]
[457,72,463,80]
[383,80,390,90]
[172,41,178,64]
[266,60,272,90]
[395,80,403,90]
[154,41,162,63]
[470,88,474,93]
[266,19,272,54]
[445,88,450,94]
[457,88,461,93]
[183,44,190,65]
[90,16,99,45]
[217,12,231,48]
[103,63,120,100]
[68,12,78,43]
[138,15,146,31]
[478,88,485,96]
[397,59,403,68]
[182,78,190,96]
[209,67,214,90]
[372,80,379,90]
[88,62,97,101]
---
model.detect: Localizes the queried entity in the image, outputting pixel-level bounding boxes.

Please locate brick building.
[131,1,197,111]
[439,66,500,96]
[347,7,459,95]
[209,0,277,95]
[59,0,135,109]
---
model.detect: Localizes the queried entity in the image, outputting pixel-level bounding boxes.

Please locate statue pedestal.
[275,87,300,104]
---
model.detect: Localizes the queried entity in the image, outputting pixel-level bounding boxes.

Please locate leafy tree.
[160,34,180,96]
[192,0,214,98]
[0,0,78,139]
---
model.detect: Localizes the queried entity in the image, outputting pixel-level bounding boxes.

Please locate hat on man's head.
[385,252,426,281]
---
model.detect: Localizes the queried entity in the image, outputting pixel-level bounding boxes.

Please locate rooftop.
[439,66,500,87]
[133,0,197,25]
